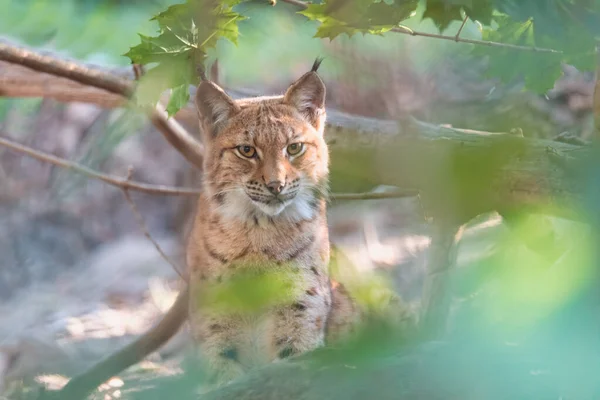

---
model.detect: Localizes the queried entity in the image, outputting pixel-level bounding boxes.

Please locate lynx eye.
[287,142,304,156]
[237,145,256,158]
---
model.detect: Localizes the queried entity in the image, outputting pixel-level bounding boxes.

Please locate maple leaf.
[301,0,418,39]
[124,0,246,116]
[422,0,463,31]
[472,16,563,93]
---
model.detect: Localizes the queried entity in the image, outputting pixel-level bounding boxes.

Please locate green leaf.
[314,19,358,39]
[463,0,494,25]
[423,0,497,30]
[422,0,463,32]
[134,63,175,107]
[134,51,195,109]
[492,0,600,54]
[298,4,330,22]
[151,3,191,30]
[472,16,563,93]
[364,0,420,27]
[166,84,191,116]
[301,0,418,40]
[211,10,246,46]
[124,0,247,116]
[195,267,300,315]
[124,33,190,64]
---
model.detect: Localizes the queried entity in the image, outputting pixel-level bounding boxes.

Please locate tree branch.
[0,135,201,196]
[0,40,205,170]
[331,190,417,201]
[0,134,411,201]
[0,42,132,96]
[122,167,188,281]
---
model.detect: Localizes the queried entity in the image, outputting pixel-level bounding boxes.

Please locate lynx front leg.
[192,316,248,388]
[271,283,332,360]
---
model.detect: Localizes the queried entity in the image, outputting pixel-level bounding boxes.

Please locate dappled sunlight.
[363,219,431,268]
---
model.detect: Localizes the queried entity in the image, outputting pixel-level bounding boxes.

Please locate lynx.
[49,59,361,399]
[186,58,335,382]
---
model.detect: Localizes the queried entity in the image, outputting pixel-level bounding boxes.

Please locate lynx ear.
[195,81,239,138]
[283,60,326,134]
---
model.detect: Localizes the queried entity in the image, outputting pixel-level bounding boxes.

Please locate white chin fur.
[254,201,287,216]
[217,189,316,222]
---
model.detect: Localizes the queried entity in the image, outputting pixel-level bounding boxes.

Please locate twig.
[0,41,205,169]
[280,0,561,54]
[0,135,201,196]
[331,190,418,200]
[390,26,559,53]
[123,167,188,281]
[0,134,412,201]
[594,41,600,136]
[454,15,468,41]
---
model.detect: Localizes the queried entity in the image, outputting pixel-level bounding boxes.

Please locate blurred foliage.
[299,0,419,38]
[0,0,179,63]
[0,0,180,135]
[0,0,597,116]
[330,246,418,330]
[115,0,600,115]
[194,264,301,315]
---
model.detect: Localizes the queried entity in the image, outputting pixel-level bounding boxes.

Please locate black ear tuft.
[283,64,326,134]
[311,57,324,73]
[197,64,208,82]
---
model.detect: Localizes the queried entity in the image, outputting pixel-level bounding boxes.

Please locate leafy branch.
[124,0,247,115]
[292,0,598,93]
[123,0,600,116]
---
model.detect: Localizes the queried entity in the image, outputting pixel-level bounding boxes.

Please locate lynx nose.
[266,180,285,195]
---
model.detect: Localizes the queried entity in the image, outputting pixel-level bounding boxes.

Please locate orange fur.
[187,67,335,384]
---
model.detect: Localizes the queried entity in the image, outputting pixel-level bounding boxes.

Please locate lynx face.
[196,70,329,222]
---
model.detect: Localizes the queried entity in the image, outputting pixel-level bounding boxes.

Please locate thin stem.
[390,26,560,53]
[454,15,468,42]
[0,135,201,196]
[0,134,413,201]
[594,41,600,136]
[123,167,188,281]
[331,190,418,200]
